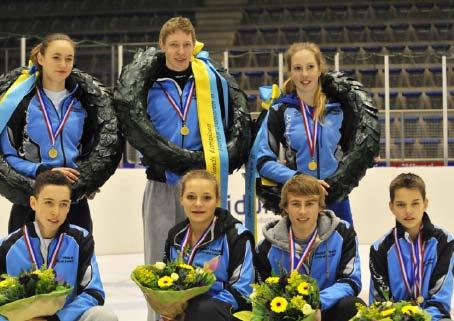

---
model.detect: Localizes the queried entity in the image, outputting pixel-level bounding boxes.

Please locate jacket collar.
[171,207,241,248]
[262,210,340,253]
[395,212,434,242]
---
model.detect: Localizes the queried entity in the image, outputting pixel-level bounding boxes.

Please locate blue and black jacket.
[0,77,95,178]
[0,221,105,321]
[145,63,232,184]
[370,213,454,321]
[256,93,348,183]
[164,208,255,311]
[255,211,362,311]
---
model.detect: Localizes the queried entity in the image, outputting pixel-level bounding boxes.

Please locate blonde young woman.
[162,170,255,321]
[257,42,378,224]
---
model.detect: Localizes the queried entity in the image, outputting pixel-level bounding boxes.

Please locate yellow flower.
[157,276,173,288]
[402,305,420,315]
[32,269,43,276]
[270,297,288,313]
[302,303,314,315]
[178,263,194,271]
[380,308,395,317]
[170,273,179,281]
[265,277,280,285]
[154,262,166,270]
[0,278,15,289]
[297,282,310,295]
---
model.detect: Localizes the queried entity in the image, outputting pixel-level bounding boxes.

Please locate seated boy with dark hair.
[370,172,454,321]
[255,174,364,321]
[0,171,117,321]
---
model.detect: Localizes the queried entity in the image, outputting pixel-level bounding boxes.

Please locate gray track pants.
[142,180,186,321]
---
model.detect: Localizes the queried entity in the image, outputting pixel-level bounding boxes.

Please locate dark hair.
[29,33,76,73]
[389,173,426,202]
[179,169,219,198]
[34,171,71,196]
[280,174,326,211]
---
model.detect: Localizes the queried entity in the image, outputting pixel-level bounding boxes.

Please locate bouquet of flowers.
[131,260,216,319]
[350,301,431,321]
[235,270,321,321]
[0,266,72,321]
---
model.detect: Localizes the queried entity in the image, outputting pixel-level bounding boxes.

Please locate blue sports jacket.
[0,222,105,321]
[164,208,255,311]
[257,93,345,183]
[370,213,454,321]
[255,211,362,311]
[0,77,93,178]
[145,63,231,184]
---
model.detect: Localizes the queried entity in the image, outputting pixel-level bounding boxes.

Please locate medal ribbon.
[393,228,424,299]
[180,217,217,265]
[288,226,318,273]
[36,88,75,146]
[23,225,65,269]
[160,81,195,127]
[298,97,319,162]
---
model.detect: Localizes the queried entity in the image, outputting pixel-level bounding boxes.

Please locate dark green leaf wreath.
[256,71,380,213]
[114,47,251,175]
[0,67,124,205]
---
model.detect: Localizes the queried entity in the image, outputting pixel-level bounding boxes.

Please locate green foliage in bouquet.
[131,260,217,319]
[350,301,431,321]
[235,270,321,321]
[0,266,72,321]
[132,261,216,291]
[0,266,70,306]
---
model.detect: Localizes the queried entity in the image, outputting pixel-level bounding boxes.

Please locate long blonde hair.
[283,42,327,122]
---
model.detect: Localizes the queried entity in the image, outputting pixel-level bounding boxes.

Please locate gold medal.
[48,147,58,159]
[180,125,190,136]
[416,296,424,304]
[308,160,317,170]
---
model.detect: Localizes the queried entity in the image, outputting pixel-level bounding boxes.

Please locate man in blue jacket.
[0,171,117,321]
[370,173,454,321]
[255,174,363,321]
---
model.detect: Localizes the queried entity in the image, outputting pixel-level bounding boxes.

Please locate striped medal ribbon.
[23,225,65,269]
[180,217,217,265]
[36,88,75,158]
[160,81,195,136]
[297,97,319,171]
[393,227,425,303]
[288,226,318,273]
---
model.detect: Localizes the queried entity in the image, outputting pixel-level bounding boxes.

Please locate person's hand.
[87,189,101,200]
[52,167,80,184]
[315,309,322,321]
[317,179,330,195]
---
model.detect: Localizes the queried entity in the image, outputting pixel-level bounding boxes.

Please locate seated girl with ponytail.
[162,170,255,321]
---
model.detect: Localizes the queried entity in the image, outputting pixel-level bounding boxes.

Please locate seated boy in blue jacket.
[255,174,364,321]
[370,172,454,321]
[0,171,117,321]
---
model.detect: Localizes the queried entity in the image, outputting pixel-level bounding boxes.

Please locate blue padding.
[420,138,440,144]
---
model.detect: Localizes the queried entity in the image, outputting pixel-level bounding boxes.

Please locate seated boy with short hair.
[0,171,117,321]
[255,174,364,321]
[370,172,454,321]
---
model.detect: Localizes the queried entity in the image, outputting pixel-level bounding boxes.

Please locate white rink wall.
[1,167,453,255]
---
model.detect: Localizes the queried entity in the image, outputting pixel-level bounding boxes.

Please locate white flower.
[302,304,314,315]
[250,290,257,300]
[154,262,166,270]
[171,273,179,281]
